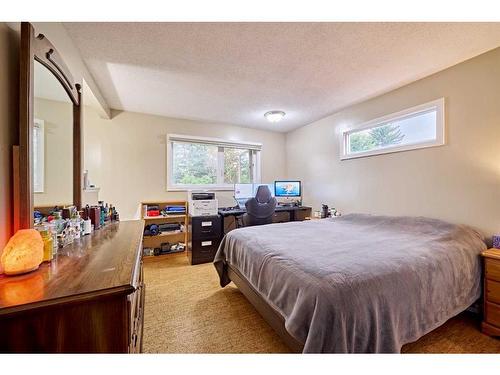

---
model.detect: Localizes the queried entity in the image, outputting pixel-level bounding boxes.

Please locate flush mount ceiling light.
[264,110,286,123]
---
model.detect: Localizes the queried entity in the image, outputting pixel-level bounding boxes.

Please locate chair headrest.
[255,185,272,203]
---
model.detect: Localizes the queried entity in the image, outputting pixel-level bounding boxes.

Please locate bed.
[213,214,486,353]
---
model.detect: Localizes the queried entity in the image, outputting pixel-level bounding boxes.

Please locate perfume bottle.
[52,211,66,235]
[98,201,105,227]
[81,206,92,235]
[71,211,83,239]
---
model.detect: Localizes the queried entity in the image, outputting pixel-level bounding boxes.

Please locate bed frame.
[227,264,304,353]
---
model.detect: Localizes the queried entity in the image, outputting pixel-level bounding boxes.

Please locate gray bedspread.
[213,214,486,353]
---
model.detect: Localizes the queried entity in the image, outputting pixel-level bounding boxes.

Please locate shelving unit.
[140,200,188,258]
[143,214,186,221]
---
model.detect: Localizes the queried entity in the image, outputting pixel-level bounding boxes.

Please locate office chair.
[240,185,277,227]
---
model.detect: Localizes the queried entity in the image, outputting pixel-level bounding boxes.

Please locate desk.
[219,205,312,235]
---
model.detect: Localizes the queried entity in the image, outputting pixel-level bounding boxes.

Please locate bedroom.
[1,0,500,371]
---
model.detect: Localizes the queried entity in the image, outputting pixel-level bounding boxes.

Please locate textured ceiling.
[64,22,500,132]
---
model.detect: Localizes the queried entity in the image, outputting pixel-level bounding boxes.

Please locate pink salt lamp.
[0,229,44,276]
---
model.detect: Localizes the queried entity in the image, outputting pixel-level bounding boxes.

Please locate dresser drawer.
[485,302,500,328]
[128,286,140,337]
[272,211,290,223]
[190,216,221,240]
[128,282,145,353]
[486,279,500,305]
[485,259,500,282]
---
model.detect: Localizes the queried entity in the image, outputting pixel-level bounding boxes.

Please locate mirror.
[33,61,73,208]
[18,22,82,229]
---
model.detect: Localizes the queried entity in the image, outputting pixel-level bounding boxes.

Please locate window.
[341,98,445,160]
[33,118,45,193]
[167,134,262,190]
[223,147,252,184]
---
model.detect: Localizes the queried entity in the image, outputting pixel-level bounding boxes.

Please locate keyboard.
[219,206,240,212]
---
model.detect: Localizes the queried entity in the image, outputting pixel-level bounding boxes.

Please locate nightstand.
[482,248,500,336]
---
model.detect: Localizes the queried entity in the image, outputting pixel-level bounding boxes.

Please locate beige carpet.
[142,253,500,353]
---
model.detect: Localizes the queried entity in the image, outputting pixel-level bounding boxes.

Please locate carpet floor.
[142,253,500,353]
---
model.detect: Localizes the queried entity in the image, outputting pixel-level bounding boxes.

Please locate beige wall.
[33,98,73,207]
[0,23,18,250]
[84,109,287,220]
[286,47,500,237]
[3,21,499,241]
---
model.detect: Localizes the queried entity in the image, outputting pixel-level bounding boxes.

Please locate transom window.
[341,98,445,160]
[167,134,262,190]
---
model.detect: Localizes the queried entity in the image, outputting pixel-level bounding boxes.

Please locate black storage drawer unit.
[190,215,222,239]
[188,215,222,265]
[190,238,219,264]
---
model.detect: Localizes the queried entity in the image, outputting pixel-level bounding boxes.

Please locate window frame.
[166,134,262,191]
[340,98,446,160]
[33,118,45,193]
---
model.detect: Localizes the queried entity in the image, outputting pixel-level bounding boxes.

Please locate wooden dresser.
[482,248,500,337]
[0,220,145,353]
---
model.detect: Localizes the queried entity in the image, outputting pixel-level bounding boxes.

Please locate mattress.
[214,214,486,353]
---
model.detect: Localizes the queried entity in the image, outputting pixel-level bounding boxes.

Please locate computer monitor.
[234,183,254,199]
[274,180,301,197]
[253,183,275,197]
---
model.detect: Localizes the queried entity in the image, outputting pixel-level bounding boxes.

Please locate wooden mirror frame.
[18,22,82,229]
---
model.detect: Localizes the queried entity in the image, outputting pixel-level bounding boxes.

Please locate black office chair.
[240,185,277,227]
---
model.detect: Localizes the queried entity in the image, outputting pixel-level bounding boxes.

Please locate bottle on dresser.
[70,210,83,239]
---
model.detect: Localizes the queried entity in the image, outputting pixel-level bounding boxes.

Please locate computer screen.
[253,183,275,197]
[274,181,301,197]
[234,183,254,199]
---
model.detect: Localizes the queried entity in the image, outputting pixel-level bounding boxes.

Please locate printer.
[188,190,218,216]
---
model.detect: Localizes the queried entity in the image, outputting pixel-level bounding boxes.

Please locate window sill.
[340,140,445,160]
[167,185,236,192]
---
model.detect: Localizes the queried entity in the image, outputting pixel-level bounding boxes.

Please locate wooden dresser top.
[0,220,144,315]
[483,248,500,260]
